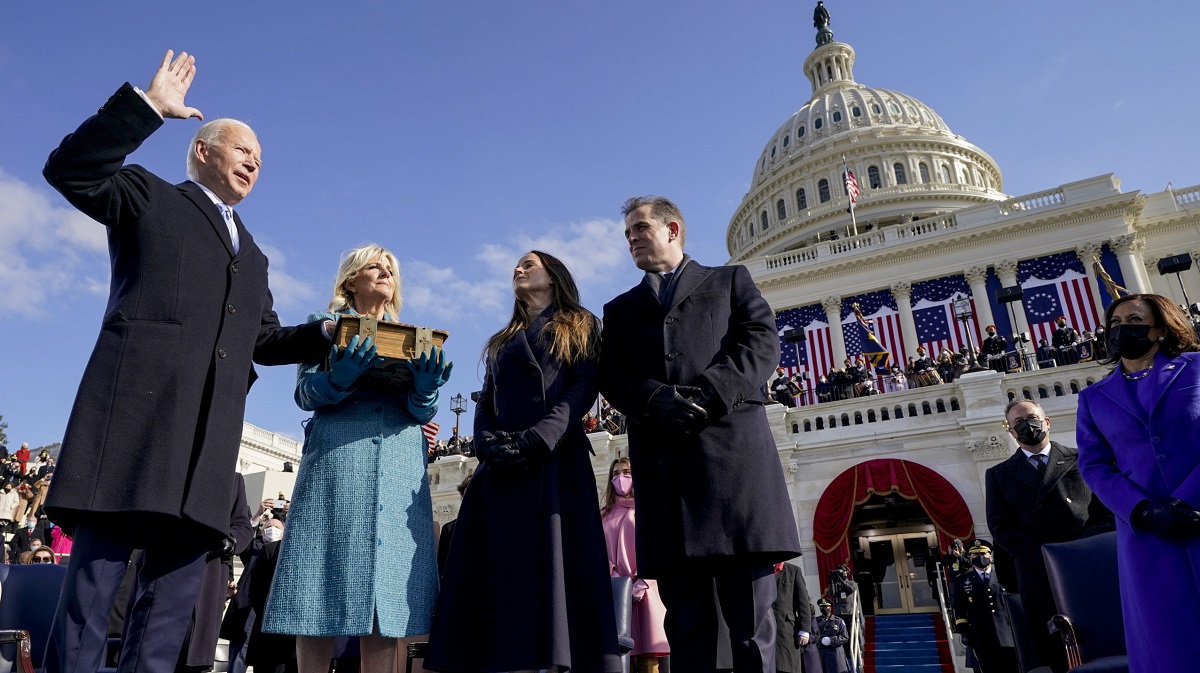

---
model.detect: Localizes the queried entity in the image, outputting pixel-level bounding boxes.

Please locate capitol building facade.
[244,10,1200,619]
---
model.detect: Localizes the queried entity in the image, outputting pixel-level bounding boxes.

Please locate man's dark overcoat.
[599,258,801,577]
[41,84,326,541]
[985,441,1113,668]
[772,562,813,673]
[426,307,621,673]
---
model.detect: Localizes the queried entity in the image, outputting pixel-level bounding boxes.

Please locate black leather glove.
[489,430,549,470]
[474,432,506,464]
[1133,498,1200,539]
[646,385,708,434]
[207,536,236,561]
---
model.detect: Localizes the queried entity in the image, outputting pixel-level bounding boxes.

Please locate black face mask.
[1012,418,1047,446]
[820,607,833,617]
[1108,324,1156,360]
[972,555,992,569]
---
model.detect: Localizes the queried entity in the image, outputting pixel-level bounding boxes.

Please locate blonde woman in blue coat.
[1076,293,1200,673]
[264,244,452,673]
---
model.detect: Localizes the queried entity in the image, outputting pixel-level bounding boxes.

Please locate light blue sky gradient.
[2,1,1197,447]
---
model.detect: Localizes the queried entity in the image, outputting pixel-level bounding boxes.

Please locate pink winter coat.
[602,497,669,655]
[50,525,73,559]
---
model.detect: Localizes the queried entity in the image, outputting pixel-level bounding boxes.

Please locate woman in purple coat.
[1076,293,1200,673]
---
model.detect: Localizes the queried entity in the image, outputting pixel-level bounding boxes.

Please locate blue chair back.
[0,563,68,671]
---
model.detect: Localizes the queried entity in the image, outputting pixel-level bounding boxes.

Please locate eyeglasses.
[33,555,55,564]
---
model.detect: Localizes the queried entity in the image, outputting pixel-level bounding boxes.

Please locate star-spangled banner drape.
[1019,252,1101,343]
[775,304,833,404]
[910,274,982,357]
[840,290,906,370]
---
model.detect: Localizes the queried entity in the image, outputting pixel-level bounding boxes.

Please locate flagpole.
[843,154,858,237]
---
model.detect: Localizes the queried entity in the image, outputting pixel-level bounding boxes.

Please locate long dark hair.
[483,250,598,365]
[600,457,632,515]
[1101,293,1199,365]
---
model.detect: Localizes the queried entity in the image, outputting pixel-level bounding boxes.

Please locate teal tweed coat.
[263,312,439,637]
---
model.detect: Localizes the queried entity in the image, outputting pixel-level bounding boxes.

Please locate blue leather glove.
[328,335,382,390]
[405,346,453,401]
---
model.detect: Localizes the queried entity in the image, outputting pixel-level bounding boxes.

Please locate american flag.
[776,304,833,404]
[840,290,904,386]
[421,421,440,447]
[843,156,859,207]
[1019,252,1101,344]
[911,274,982,357]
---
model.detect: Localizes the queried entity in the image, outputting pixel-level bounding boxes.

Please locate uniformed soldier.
[981,326,1008,373]
[812,597,849,673]
[953,542,1017,673]
[1051,317,1080,365]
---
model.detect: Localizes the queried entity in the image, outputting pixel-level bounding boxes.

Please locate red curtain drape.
[812,458,974,594]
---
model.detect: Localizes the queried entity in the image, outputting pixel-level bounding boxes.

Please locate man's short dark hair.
[1004,398,1044,423]
[621,195,687,246]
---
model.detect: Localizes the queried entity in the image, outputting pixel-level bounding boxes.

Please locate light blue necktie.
[219,204,240,254]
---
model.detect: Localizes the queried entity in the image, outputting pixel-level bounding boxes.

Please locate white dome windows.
[777,199,787,221]
[894,163,908,185]
[888,102,901,115]
[798,125,806,139]
[814,117,824,130]
[761,211,769,232]
[771,145,777,159]
[852,105,862,118]
[783,135,790,148]
[919,163,930,183]
[868,165,882,189]
[871,103,882,115]
[797,188,808,210]
[832,110,843,123]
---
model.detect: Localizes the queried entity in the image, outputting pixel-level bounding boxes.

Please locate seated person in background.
[1035,338,1057,369]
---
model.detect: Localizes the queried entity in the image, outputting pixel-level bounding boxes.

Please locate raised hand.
[145,50,203,120]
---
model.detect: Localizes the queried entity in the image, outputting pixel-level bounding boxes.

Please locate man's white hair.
[185,118,256,182]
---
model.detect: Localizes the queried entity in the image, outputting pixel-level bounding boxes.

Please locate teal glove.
[405,345,453,400]
[328,334,382,390]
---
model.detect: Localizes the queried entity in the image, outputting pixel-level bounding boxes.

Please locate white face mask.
[263,526,283,543]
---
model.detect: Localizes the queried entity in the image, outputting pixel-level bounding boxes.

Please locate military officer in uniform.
[1051,317,1079,365]
[981,326,1008,373]
[812,598,848,673]
[952,543,1017,673]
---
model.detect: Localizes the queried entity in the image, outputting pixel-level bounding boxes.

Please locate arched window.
[777,199,787,221]
[797,124,806,138]
[942,165,952,183]
[867,166,881,189]
[796,188,807,210]
[894,162,907,185]
[761,211,769,232]
[919,163,930,183]
[770,145,777,158]
[783,135,790,148]
[818,179,831,203]
[962,169,974,186]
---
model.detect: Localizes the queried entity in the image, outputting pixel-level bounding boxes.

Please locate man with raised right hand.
[42,51,330,673]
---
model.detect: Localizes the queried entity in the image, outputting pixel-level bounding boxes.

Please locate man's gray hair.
[621,195,687,246]
[1004,398,1044,421]
[185,118,255,182]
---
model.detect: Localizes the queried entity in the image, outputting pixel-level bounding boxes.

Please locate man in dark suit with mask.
[600,196,801,673]
[985,400,1113,672]
[953,542,1017,673]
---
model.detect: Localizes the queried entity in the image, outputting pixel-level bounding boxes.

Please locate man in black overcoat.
[40,51,329,673]
[772,562,814,673]
[985,400,1113,672]
[600,195,802,673]
[952,543,1017,673]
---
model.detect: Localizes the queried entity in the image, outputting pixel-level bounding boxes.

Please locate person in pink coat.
[601,457,670,671]
[50,524,74,561]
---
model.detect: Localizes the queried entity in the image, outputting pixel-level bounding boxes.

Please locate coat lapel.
[1148,354,1187,418]
[1001,450,1040,490]
[665,257,711,317]
[1037,443,1074,501]
[1093,371,1144,426]
[180,182,234,257]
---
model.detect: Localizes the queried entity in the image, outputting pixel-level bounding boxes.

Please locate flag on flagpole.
[843,156,859,207]
[851,303,892,373]
[421,421,440,447]
[1092,255,1129,303]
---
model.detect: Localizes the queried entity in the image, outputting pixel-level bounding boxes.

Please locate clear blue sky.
[2,1,1197,447]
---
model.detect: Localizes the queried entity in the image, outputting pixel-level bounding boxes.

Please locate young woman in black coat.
[425,251,621,673]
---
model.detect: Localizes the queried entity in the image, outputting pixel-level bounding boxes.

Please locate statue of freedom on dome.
[814,1,830,30]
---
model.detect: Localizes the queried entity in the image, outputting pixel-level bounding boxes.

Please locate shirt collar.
[1020,445,1050,461]
[193,182,228,209]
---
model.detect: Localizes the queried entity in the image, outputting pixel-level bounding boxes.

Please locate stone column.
[1075,242,1108,315]
[994,259,1031,339]
[1112,234,1152,294]
[964,266,996,331]
[822,296,848,365]
[890,281,919,359]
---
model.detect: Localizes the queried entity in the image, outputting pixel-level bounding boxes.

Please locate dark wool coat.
[425,307,621,673]
[1077,351,1200,673]
[985,440,1113,667]
[41,84,327,541]
[773,562,813,673]
[599,258,801,576]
